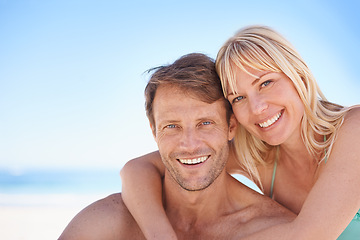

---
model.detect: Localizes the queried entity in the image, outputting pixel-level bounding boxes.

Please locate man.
[59,53,295,240]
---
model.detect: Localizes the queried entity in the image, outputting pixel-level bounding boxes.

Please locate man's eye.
[166,124,176,129]
[202,121,211,126]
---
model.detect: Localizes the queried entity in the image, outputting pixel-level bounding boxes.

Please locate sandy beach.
[0,168,124,239]
[0,193,109,240]
[0,174,259,240]
[0,205,80,240]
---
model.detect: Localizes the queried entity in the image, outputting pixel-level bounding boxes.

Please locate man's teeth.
[179,156,208,165]
[259,112,282,128]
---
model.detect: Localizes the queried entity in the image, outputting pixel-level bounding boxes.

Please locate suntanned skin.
[59,85,295,240]
[120,27,360,239]
[162,170,294,240]
[58,193,146,240]
[59,176,294,240]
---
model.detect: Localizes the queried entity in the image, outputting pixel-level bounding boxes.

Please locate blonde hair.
[216,25,352,188]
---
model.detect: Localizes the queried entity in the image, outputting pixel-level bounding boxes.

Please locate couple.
[60,26,360,239]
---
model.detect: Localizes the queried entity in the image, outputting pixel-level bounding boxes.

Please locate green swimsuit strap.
[324,135,328,164]
[270,136,327,198]
[270,147,280,199]
[270,159,277,198]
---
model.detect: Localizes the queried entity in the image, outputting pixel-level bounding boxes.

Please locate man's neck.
[163,170,232,230]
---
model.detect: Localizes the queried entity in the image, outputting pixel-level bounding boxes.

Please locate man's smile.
[178,156,209,165]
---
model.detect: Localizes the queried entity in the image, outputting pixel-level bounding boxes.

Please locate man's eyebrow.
[158,119,180,126]
[227,91,235,97]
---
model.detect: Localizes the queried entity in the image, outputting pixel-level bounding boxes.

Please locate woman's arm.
[120,151,178,240]
[242,107,360,240]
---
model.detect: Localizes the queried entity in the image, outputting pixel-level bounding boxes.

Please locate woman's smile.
[257,110,283,128]
[229,67,304,146]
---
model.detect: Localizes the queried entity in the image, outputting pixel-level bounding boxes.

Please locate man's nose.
[179,128,201,151]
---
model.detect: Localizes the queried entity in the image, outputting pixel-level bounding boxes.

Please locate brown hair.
[145,53,232,130]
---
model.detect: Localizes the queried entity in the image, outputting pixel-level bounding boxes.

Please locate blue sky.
[0,0,359,170]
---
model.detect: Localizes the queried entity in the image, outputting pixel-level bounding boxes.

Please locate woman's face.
[227,66,305,146]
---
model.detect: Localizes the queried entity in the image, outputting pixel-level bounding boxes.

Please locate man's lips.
[177,156,209,165]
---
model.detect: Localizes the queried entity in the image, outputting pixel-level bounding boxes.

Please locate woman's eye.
[232,96,244,104]
[261,80,272,88]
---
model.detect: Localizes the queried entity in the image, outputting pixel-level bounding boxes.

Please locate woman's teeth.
[259,112,282,128]
[179,156,208,165]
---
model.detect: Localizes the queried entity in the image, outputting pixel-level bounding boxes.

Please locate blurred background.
[0,0,359,239]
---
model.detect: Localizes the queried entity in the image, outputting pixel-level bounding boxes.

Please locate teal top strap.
[337,210,360,239]
[270,159,277,199]
[322,135,360,239]
[324,135,328,164]
[270,135,327,197]
[268,136,359,238]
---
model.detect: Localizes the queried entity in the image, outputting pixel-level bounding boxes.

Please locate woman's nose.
[249,95,268,115]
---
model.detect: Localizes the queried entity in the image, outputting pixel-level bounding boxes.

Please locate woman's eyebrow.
[252,72,272,86]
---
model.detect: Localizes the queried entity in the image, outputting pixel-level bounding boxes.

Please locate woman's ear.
[228,114,238,141]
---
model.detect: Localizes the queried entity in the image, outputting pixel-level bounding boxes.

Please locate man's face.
[152,85,237,191]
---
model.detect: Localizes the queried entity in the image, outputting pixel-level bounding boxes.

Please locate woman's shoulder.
[330,105,360,159]
[340,106,360,133]
[344,105,360,121]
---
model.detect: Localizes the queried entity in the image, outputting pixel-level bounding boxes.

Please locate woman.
[120,26,360,239]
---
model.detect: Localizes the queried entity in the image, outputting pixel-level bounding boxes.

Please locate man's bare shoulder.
[215,179,295,238]
[233,187,296,236]
[254,194,295,220]
[58,193,145,240]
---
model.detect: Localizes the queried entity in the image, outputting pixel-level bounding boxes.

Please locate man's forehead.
[153,86,226,122]
[157,84,196,96]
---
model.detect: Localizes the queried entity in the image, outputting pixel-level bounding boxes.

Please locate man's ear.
[228,114,238,141]
[149,121,156,139]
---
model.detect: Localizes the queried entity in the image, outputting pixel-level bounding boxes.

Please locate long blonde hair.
[216,25,352,187]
